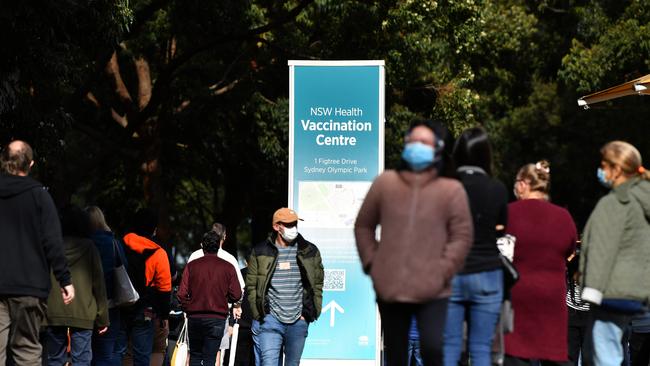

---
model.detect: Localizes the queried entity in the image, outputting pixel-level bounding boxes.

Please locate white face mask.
[280,226,298,242]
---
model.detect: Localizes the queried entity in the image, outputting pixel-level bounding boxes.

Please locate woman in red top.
[505,161,577,366]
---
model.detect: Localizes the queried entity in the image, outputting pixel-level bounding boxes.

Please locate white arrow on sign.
[321,300,344,327]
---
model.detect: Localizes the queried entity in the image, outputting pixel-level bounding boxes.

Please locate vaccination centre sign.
[288,60,385,365]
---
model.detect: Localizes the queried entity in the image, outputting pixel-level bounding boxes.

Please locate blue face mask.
[597,167,613,188]
[402,142,435,171]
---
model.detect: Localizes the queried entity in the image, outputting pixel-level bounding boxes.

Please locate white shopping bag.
[228,321,240,366]
[171,315,188,366]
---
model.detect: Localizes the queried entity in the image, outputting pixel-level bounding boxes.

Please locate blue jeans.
[444,268,503,366]
[122,308,155,366]
[92,307,122,366]
[408,339,424,366]
[251,336,283,366]
[591,306,633,366]
[252,314,308,366]
[187,317,226,366]
[47,327,93,366]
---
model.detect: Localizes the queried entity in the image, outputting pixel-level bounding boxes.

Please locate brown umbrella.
[577,74,650,107]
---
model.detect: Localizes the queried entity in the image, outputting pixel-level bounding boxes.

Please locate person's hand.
[233,306,242,320]
[97,326,108,335]
[160,319,169,329]
[61,284,75,305]
[573,270,581,282]
[227,326,234,337]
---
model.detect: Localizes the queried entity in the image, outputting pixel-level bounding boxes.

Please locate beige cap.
[272,208,302,225]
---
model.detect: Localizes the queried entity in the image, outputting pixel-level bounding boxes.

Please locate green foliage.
[559,0,650,93]
[385,104,418,169]
[0,0,127,164]
[3,0,650,254]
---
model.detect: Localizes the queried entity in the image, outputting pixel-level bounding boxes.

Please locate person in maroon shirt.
[178,231,242,366]
[505,160,577,366]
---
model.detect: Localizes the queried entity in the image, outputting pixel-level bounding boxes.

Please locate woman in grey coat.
[580,140,650,366]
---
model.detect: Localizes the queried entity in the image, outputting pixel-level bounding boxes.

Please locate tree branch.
[106,51,134,106]
[135,0,314,132]
[541,5,568,14]
[111,108,128,127]
[66,0,170,117]
[212,79,240,96]
[134,57,152,110]
[175,100,191,113]
[170,0,314,76]
[208,49,248,91]
[71,118,138,160]
[85,92,100,107]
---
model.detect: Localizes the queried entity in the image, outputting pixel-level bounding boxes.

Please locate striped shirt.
[566,280,590,311]
[268,243,303,323]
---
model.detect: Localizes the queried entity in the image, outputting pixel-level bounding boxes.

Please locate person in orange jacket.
[121,209,172,366]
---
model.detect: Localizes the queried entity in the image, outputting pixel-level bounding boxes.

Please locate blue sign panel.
[288,61,384,364]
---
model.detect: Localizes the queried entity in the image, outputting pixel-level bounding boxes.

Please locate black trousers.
[187,317,226,366]
[568,307,592,366]
[630,332,650,366]
[378,298,448,366]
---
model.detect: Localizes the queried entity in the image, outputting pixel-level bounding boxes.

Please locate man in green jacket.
[246,207,324,366]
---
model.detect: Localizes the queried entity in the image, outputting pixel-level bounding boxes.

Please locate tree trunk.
[217,165,249,258]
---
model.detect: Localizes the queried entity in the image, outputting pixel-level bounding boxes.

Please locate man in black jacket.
[0,140,74,366]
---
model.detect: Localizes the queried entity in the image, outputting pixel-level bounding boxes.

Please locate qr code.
[324,269,346,291]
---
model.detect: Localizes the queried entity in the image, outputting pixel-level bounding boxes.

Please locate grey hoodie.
[580,177,650,303]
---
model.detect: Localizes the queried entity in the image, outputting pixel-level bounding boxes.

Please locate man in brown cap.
[246,208,324,366]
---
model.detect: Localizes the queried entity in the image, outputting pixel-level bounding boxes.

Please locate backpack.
[124,246,158,297]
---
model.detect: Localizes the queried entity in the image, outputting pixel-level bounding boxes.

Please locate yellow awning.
[577,74,650,107]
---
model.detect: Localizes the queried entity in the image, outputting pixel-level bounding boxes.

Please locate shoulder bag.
[112,239,140,307]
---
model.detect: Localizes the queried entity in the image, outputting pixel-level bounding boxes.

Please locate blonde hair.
[517,160,551,194]
[601,141,650,180]
[85,206,111,232]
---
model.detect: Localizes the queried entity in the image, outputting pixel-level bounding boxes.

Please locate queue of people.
[356,120,650,366]
[3,119,650,366]
[0,141,211,365]
[0,140,323,366]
